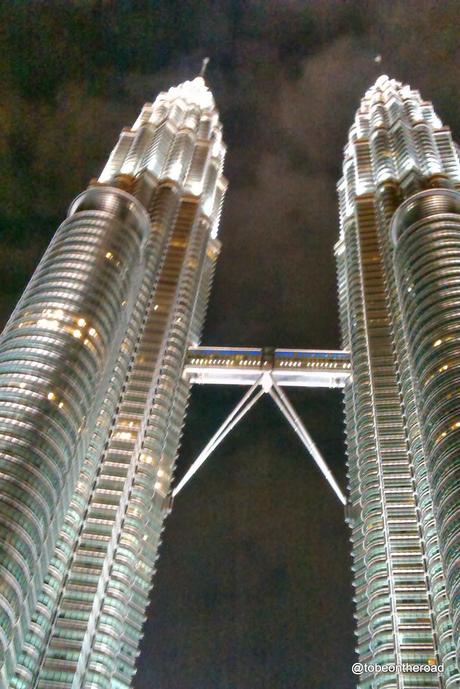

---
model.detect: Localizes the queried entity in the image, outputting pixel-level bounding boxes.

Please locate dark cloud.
[1,1,460,688]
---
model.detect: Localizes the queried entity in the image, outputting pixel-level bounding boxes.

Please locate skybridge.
[183,346,351,388]
[175,346,352,507]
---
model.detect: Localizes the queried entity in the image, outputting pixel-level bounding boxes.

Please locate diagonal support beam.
[268,378,346,505]
[172,379,264,498]
[172,374,346,507]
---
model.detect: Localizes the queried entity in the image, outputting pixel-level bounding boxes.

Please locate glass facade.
[0,76,226,689]
[336,76,460,688]
[393,190,460,673]
[3,67,460,689]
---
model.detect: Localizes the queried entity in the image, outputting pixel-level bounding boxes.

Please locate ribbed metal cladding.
[78,214,219,689]
[0,186,149,686]
[3,75,227,689]
[336,75,460,688]
[376,184,460,685]
[392,188,460,670]
[9,184,177,689]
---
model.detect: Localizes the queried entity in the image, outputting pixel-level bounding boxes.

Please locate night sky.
[1,2,460,688]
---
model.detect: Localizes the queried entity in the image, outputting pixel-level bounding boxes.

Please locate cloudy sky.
[1,1,460,687]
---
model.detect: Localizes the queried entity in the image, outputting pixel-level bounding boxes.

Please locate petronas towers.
[0,75,225,689]
[337,75,460,687]
[1,69,460,689]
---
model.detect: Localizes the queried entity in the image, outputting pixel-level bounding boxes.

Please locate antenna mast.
[199,57,210,78]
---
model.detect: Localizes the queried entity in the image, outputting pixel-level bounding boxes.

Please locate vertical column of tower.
[4,76,227,689]
[336,234,374,678]
[10,183,178,689]
[338,158,438,689]
[392,189,460,673]
[100,225,221,689]
[373,86,460,688]
[336,76,460,688]
[9,84,190,688]
[73,91,226,689]
[339,193,438,689]
[0,183,150,688]
[375,182,460,687]
[110,233,223,689]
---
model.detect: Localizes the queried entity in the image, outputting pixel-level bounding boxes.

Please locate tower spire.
[199,56,210,79]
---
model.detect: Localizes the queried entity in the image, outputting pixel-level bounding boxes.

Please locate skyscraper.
[3,63,460,689]
[0,74,226,689]
[336,75,460,687]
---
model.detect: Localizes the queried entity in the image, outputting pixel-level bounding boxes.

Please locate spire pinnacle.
[199,57,210,79]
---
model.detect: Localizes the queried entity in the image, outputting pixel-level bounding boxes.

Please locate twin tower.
[0,73,459,689]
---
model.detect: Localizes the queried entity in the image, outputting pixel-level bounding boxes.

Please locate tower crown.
[363,74,404,103]
[163,76,215,111]
[337,74,458,233]
[375,73,390,87]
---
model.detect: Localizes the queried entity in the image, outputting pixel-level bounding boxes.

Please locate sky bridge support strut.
[173,358,347,506]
